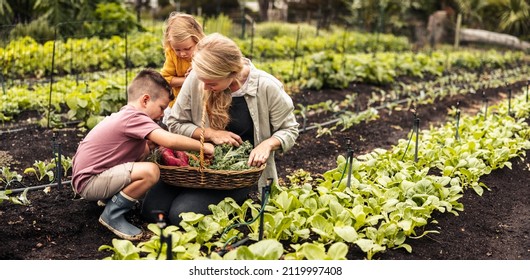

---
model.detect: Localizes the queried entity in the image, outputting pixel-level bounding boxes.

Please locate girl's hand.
[184,67,192,77]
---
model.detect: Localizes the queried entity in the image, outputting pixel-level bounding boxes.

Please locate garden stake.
[0,72,6,95]
[47,26,58,129]
[249,18,255,59]
[508,87,512,116]
[401,108,417,162]
[259,178,273,241]
[482,90,488,121]
[455,102,461,140]
[291,25,300,81]
[154,211,172,260]
[52,132,62,188]
[526,80,530,103]
[345,138,354,189]
[341,29,348,72]
[526,80,529,103]
[413,112,420,163]
[69,41,75,85]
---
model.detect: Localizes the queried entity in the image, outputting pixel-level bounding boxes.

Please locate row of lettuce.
[1,48,526,126]
[1,31,524,85]
[99,85,530,260]
[1,23,410,79]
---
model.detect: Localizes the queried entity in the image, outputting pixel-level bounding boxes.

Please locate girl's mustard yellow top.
[160,47,192,107]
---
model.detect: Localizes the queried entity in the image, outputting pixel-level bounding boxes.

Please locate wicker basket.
[157,102,265,190]
[157,163,266,190]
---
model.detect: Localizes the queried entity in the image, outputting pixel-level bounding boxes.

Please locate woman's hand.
[248,140,273,167]
[205,128,243,146]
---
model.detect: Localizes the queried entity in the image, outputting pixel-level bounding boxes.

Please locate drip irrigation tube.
[7,180,71,194]
[0,121,81,135]
[297,78,529,134]
[299,98,410,133]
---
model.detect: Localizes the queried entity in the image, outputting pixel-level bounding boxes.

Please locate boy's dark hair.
[128,69,174,102]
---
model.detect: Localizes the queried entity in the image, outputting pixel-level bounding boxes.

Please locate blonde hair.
[163,12,205,50]
[193,33,244,130]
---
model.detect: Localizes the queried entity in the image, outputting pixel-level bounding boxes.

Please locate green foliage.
[0,188,30,206]
[0,167,22,188]
[202,14,234,37]
[254,22,318,39]
[220,239,284,260]
[52,154,72,178]
[285,242,349,260]
[99,239,141,260]
[8,18,55,43]
[83,2,143,38]
[24,160,56,182]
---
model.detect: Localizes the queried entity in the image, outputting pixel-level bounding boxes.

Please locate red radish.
[174,151,189,164]
[159,147,189,166]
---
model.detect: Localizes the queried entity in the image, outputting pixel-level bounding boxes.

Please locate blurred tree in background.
[1,0,528,42]
[0,0,139,40]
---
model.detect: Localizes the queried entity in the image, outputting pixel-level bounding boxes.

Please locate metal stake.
[52,132,62,188]
[482,90,488,121]
[259,178,273,241]
[455,102,461,140]
[526,80,530,103]
[508,87,512,116]
[413,112,420,163]
[346,138,354,189]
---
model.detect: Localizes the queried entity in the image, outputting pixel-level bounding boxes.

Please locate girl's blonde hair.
[193,33,245,130]
[163,12,205,49]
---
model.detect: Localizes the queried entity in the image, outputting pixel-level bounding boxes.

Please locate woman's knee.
[167,193,210,225]
[140,181,178,222]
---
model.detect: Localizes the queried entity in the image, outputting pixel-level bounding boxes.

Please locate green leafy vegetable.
[189,140,254,171]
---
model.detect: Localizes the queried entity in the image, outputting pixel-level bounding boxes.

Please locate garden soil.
[0,82,529,260]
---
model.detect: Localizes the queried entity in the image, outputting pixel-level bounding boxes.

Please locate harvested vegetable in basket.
[189,140,254,170]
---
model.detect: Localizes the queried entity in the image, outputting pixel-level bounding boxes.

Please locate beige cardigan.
[166,62,299,188]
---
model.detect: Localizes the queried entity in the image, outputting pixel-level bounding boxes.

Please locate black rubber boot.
[98,191,142,240]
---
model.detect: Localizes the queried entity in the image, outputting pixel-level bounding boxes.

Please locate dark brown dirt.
[0,79,529,260]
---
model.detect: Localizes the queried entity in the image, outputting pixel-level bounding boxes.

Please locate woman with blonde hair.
[141,33,299,226]
[160,12,205,123]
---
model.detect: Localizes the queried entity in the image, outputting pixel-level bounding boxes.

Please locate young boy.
[72,69,214,240]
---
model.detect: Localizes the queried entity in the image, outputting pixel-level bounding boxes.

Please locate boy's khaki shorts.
[80,162,134,201]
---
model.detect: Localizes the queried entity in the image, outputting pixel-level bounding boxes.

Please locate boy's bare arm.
[147,128,214,156]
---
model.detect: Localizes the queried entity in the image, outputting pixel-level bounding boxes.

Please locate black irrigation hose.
[216,182,272,257]
[0,120,82,136]
[7,180,71,194]
[299,98,410,133]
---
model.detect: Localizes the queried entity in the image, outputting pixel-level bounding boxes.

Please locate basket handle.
[199,102,207,172]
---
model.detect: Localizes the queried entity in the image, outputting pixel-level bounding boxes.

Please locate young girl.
[160,12,205,123]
